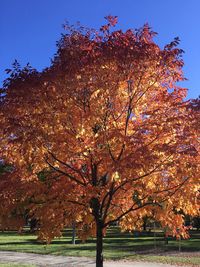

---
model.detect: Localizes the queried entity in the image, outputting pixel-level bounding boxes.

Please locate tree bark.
[71,221,76,245]
[143,216,147,231]
[163,228,168,245]
[164,234,168,245]
[90,196,104,267]
[96,221,103,267]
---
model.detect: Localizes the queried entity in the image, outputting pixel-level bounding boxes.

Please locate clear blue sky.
[0,0,199,99]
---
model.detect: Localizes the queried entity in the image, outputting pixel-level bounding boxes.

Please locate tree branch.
[48,151,87,184]
[45,159,85,186]
[104,201,157,227]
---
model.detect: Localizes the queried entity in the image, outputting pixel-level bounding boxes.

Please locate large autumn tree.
[0,17,199,267]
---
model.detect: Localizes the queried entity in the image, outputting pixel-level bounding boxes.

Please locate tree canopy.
[0,16,199,267]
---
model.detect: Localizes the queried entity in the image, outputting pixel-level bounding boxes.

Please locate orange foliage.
[0,17,199,247]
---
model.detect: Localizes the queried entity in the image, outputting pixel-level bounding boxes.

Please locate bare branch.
[48,151,87,184]
[104,201,156,227]
[45,159,85,186]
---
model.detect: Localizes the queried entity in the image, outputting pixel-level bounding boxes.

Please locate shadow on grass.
[0,227,199,256]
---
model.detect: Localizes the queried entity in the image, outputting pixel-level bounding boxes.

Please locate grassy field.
[0,227,199,266]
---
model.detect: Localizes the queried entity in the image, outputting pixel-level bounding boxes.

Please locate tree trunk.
[143,217,147,231]
[72,221,76,245]
[90,196,104,267]
[164,234,168,245]
[163,228,168,245]
[96,222,103,267]
[153,221,156,250]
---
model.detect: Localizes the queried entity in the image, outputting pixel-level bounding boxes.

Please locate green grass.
[0,227,199,266]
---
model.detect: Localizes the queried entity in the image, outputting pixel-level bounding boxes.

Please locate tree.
[0,161,25,231]
[0,16,199,267]
[193,216,200,230]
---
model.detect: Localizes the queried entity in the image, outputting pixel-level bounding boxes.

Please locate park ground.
[0,227,199,266]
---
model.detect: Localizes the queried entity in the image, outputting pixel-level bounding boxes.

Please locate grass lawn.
[0,227,199,266]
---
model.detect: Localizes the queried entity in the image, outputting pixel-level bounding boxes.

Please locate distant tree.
[192,217,200,230]
[0,16,199,267]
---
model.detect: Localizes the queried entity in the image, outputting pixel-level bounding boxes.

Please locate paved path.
[0,251,183,267]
